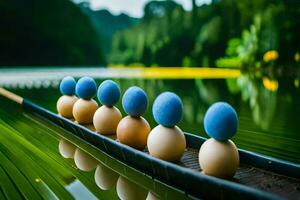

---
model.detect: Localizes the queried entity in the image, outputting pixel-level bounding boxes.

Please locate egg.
[147,125,186,162]
[73,99,98,124]
[59,76,76,95]
[199,138,239,179]
[146,192,159,200]
[93,105,122,135]
[122,86,148,117]
[74,148,98,171]
[97,80,120,107]
[94,163,119,190]
[152,92,183,127]
[117,116,150,150]
[57,95,78,118]
[204,102,238,141]
[58,139,76,158]
[116,176,147,200]
[75,76,97,99]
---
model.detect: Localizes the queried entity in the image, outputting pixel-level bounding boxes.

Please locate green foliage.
[216,15,262,68]
[109,0,299,68]
[0,0,105,66]
[0,97,118,199]
[237,15,261,67]
[77,2,139,57]
[216,38,242,68]
[109,1,195,66]
[226,38,241,57]
[0,0,299,67]
[216,57,242,68]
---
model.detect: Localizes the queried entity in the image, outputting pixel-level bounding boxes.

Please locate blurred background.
[0,0,299,68]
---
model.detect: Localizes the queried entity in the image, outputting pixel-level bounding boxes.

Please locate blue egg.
[204,102,238,141]
[59,76,76,95]
[152,92,183,127]
[75,76,97,99]
[97,80,120,106]
[122,86,148,117]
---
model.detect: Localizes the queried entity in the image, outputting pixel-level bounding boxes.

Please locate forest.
[108,0,300,69]
[0,0,299,68]
[0,0,104,66]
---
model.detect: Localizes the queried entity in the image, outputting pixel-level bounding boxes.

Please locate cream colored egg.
[94,163,118,190]
[146,192,159,200]
[116,176,147,200]
[73,99,98,124]
[147,125,186,162]
[74,148,98,171]
[58,139,76,158]
[93,105,122,135]
[116,116,151,150]
[199,138,239,179]
[57,95,78,118]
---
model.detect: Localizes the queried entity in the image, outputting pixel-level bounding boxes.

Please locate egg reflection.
[116,176,147,200]
[58,139,76,158]
[74,148,98,172]
[57,136,166,199]
[146,192,160,200]
[94,163,118,190]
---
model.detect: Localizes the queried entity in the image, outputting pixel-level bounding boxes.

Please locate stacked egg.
[117,86,151,150]
[199,102,239,179]
[72,77,98,126]
[93,80,122,135]
[71,77,99,170]
[57,76,78,159]
[147,92,186,162]
[56,76,78,118]
[57,77,240,180]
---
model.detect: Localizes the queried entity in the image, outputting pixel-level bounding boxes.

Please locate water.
[0,67,299,199]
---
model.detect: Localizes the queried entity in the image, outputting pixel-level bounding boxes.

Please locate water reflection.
[116,176,148,200]
[237,75,278,130]
[66,180,98,200]
[58,139,76,159]
[74,148,98,172]
[95,163,118,190]
[57,138,190,199]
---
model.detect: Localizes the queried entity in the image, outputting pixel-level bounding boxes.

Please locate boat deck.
[175,148,300,199]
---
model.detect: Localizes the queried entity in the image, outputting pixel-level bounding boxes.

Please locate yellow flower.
[295,52,300,62]
[263,50,279,63]
[263,77,278,92]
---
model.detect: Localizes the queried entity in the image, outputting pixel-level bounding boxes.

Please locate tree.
[0,0,105,66]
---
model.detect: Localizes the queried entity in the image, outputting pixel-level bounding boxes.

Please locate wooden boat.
[0,88,299,200]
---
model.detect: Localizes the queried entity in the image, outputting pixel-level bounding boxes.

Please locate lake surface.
[0,67,299,199]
